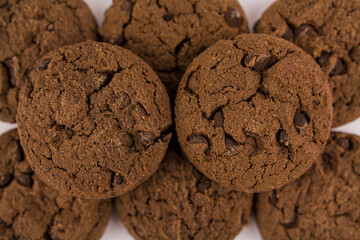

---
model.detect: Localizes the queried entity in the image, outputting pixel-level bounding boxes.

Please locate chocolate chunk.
[268,190,279,207]
[244,54,274,71]
[114,173,125,185]
[278,130,290,147]
[330,58,346,76]
[316,52,330,68]
[225,7,242,27]
[296,24,317,38]
[0,173,12,187]
[15,173,33,187]
[320,152,336,172]
[282,26,294,41]
[114,92,131,109]
[213,111,224,128]
[188,135,208,145]
[281,211,298,229]
[294,111,308,129]
[336,138,352,150]
[37,58,51,71]
[197,179,211,193]
[226,137,237,152]
[121,0,133,12]
[135,131,155,147]
[108,35,124,46]
[163,14,174,22]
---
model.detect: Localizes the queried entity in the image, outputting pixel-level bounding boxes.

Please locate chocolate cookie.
[175,34,333,193]
[0,0,98,123]
[17,41,172,199]
[255,0,360,127]
[255,132,360,240]
[0,129,112,240]
[99,0,249,98]
[115,147,253,240]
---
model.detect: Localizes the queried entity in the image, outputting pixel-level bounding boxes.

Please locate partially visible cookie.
[255,132,360,240]
[17,41,172,199]
[255,0,360,127]
[115,147,253,240]
[0,0,98,122]
[100,0,249,98]
[0,129,112,240]
[175,34,333,193]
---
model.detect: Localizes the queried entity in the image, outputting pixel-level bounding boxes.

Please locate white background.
[2,0,359,239]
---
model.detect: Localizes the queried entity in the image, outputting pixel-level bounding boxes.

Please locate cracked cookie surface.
[175,34,333,193]
[0,129,112,240]
[255,0,360,127]
[255,132,360,240]
[99,0,249,98]
[17,41,172,199]
[115,147,253,240]
[0,0,98,123]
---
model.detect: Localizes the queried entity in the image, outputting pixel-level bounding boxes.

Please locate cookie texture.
[255,132,360,240]
[0,129,112,240]
[175,34,333,193]
[115,147,253,240]
[255,0,360,127]
[0,0,98,123]
[17,41,172,199]
[100,0,249,98]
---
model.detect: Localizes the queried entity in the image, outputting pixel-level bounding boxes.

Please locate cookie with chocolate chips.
[175,34,333,193]
[0,0,98,123]
[17,41,172,199]
[115,147,253,240]
[100,0,249,98]
[255,132,360,240]
[255,0,360,127]
[0,129,112,240]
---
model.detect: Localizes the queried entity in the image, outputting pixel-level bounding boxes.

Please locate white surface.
[2,0,358,239]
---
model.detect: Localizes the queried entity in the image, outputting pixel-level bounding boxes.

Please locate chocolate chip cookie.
[0,129,112,240]
[115,147,253,240]
[0,0,98,123]
[175,34,333,193]
[255,0,360,127]
[17,41,172,199]
[255,132,360,240]
[100,0,249,98]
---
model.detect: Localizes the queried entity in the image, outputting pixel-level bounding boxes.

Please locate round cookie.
[255,0,360,127]
[0,129,112,240]
[175,34,333,193]
[0,0,98,123]
[17,41,172,199]
[100,0,249,98]
[255,132,360,240]
[115,147,253,240]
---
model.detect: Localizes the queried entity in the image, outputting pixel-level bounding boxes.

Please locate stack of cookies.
[0,0,359,239]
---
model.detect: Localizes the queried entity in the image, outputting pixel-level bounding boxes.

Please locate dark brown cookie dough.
[255,0,360,127]
[0,0,98,123]
[175,34,333,193]
[17,41,172,199]
[115,147,253,240]
[99,0,249,98]
[255,132,360,240]
[0,129,112,240]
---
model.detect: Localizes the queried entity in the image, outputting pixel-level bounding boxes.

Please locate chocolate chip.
[225,137,237,152]
[281,211,298,228]
[37,58,51,71]
[197,179,211,193]
[7,141,23,162]
[296,24,317,38]
[213,111,224,128]
[278,130,290,147]
[134,131,155,148]
[244,54,274,71]
[113,173,125,185]
[0,173,12,187]
[316,52,330,68]
[188,135,208,145]
[330,58,346,76]
[15,173,33,187]
[320,152,336,172]
[108,34,124,46]
[268,190,279,207]
[294,111,308,130]
[336,138,352,150]
[121,0,133,12]
[114,92,130,109]
[282,26,294,41]
[225,7,242,27]
[163,14,174,22]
